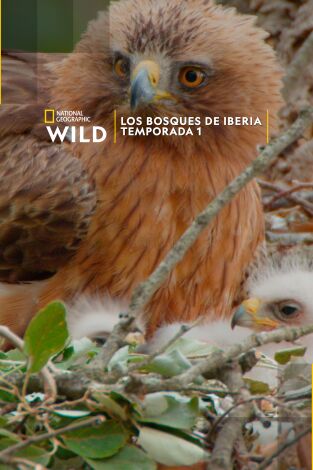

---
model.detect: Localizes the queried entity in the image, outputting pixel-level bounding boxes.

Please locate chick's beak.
[130,60,175,111]
[231,298,279,331]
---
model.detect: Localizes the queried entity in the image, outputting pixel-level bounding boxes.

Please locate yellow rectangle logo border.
[44,109,55,124]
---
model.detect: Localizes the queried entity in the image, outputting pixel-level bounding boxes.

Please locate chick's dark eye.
[114,58,130,79]
[280,305,299,316]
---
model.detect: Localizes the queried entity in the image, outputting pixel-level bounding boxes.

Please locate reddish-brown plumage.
[0,0,282,338]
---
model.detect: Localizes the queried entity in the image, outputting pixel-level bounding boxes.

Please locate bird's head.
[232,270,313,332]
[52,0,282,151]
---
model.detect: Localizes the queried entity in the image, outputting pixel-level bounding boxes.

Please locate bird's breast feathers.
[42,137,264,331]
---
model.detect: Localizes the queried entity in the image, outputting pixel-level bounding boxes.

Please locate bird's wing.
[1,51,48,137]
[0,52,97,282]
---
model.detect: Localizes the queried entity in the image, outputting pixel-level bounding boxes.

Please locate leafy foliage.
[0,302,311,469]
[274,346,306,365]
[24,301,69,373]
[63,421,129,459]
[0,304,211,469]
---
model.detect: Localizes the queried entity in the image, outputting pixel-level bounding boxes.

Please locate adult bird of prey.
[0,0,282,340]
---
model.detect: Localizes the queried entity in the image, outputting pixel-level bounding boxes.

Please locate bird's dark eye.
[114,58,130,79]
[273,301,301,322]
[179,67,206,89]
[278,304,300,317]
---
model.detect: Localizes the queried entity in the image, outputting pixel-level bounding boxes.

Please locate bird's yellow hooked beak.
[231,298,279,331]
[130,60,175,111]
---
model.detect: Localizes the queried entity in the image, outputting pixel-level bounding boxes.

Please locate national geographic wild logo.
[44,109,107,143]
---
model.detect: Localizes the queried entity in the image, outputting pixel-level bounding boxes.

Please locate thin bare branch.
[209,362,252,470]
[283,31,313,98]
[260,179,313,216]
[0,326,24,350]
[93,313,136,369]
[267,232,313,245]
[171,323,313,386]
[257,426,311,470]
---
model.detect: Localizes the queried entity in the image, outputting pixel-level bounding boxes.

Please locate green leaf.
[58,337,98,369]
[63,421,128,459]
[107,346,130,372]
[85,445,156,470]
[55,445,78,460]
[144,350,191,377]
[274,347,307,365]
[0,389,18,403]
[5,349,26,362]
[109,391,133,405]
[17,445,51,466]
[137,426,208,466]
[0,418,10,430]
[50,456,85,470]
[0,438,50,466]
[244,378,270,394]
[93,394,128,420]
[52,410,91,419]
[24,301,69,373]
[0,429,20,440]
[139,392,199,430]
[108,347,144,372]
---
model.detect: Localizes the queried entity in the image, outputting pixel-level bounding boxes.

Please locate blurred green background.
[3,0,110,52]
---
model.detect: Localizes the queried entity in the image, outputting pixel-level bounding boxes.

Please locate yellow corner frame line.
[0,0,2,105]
